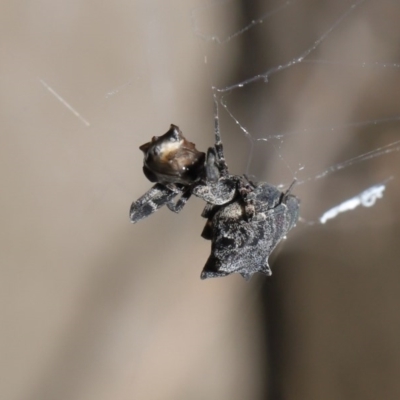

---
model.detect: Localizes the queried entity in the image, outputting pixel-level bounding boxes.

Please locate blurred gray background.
[2,1,400,399]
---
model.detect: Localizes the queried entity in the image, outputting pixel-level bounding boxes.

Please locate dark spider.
[130,117,300,280]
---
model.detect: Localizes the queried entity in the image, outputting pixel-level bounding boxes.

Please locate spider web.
[6,3,400,399]
[191,0,400,225]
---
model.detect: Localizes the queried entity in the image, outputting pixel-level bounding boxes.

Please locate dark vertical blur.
[232,1,400,399]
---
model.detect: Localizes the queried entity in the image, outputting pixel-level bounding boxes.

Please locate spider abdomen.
[201,182,300,280]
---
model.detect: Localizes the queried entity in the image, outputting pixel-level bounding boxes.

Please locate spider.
[130,116,300,280]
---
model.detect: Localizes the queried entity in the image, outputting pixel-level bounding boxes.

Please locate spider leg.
[130,183,181,223]
[282,179,297,202]
[279,180,300,230]
[243,174,257,188]
[212,95,229,175]
[166,187,193,213]
[205,148,220,182]
[238,179,256,221]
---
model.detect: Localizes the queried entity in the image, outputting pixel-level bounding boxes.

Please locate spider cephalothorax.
[130,122,300,280]
[129,123,240,223]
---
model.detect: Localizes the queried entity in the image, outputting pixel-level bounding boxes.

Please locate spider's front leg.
[166,187,193,213]
[130,183,182,223]
[191,140,236,205]
[204,148,221,182]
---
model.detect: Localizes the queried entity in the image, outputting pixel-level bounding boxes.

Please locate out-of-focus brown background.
[2,1,400,399]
